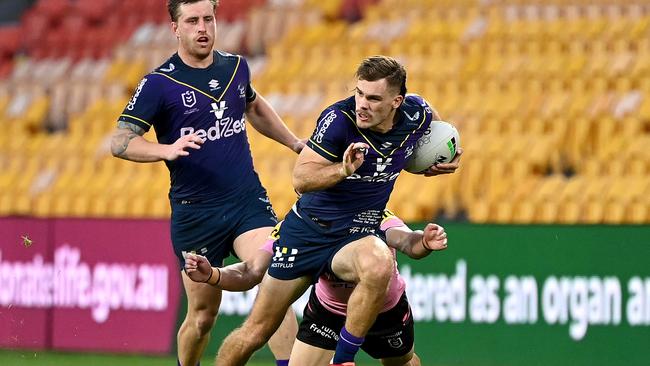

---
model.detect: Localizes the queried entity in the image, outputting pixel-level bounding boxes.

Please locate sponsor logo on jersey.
[237,83,246,98]
[403,110,420,121]
[181,90,196,108]
[126,78,148,111]
[271,246,298,269]
[313,110,337,143]
[309,323,340,341]
[347,157,400,182]
[180,116,246,141]
[160,63,175,72]
[381,141,393,149]
[179,100,246,141]
[208,79,221,91]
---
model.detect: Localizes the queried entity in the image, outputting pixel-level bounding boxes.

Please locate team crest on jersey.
[374,157,393,172]
[210,101,228,119]
[181,90,197,108]
[237,83,246,98]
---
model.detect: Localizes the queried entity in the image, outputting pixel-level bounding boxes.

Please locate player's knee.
[358,247,394,287]
[192,311,218,335]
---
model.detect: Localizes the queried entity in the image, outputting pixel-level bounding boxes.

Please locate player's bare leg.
[288,339,334,366]
[233,227,298,361]
[381,348,420,366]
[267,306,298,361]
[330,235,394,362]
[178,272,221,366]
[215,274,311,366]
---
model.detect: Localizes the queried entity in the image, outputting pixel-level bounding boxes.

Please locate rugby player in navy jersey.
[185,210,449,366]
[215,56,462,366]
[110,1,302,366]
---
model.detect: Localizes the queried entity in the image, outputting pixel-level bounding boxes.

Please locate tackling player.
[184,210,449,366]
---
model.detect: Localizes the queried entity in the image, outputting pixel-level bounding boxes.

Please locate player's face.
[173,0,216,61]
[354,79,403,132]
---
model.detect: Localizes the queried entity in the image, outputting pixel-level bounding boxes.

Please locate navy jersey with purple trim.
[118,51,262,201]
[300,94,433,234]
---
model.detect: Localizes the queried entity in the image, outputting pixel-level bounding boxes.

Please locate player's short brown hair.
[356,55,407,96]
[167,0,218,22]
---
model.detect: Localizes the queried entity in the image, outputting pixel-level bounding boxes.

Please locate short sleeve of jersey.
[306,108,348,162]
[241,57,257,103]
[117,75,163,132]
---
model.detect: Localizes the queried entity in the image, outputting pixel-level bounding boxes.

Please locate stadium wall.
[0,218,182,353]
[2,219,649,365]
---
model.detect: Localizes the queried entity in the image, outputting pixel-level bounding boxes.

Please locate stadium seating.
[0,0,649,223]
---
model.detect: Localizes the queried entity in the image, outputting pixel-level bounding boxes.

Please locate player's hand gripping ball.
[405,121,460,173]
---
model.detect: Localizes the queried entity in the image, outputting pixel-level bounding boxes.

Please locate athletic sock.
[276,360,289,366]
[332,326,364,363]
[177,360,200,366]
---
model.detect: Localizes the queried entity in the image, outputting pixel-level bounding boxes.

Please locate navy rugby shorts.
[297,287,414,359]
[170,188,277,269]
[267,208,383,282]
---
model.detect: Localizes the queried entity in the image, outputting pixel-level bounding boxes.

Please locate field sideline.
[0,350,382,366]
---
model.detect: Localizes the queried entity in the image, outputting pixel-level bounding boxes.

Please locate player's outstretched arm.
[293,142,368,193]
[184,251,272,291]
[111,122,204,162]
[386,223,448,259]
[245,94,305,153]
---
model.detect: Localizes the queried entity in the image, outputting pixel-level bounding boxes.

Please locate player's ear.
[171,22,180,38]
[392,94,404,109]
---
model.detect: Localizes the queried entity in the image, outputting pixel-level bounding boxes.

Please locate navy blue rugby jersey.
[299,94,433,234]
[118,51,263,201]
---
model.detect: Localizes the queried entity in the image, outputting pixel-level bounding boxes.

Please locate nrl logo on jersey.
[208,79,220,91]
[181,90,196,108]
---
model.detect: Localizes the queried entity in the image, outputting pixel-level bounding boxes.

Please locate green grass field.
[0,350,251,366]
[0,350,380,366]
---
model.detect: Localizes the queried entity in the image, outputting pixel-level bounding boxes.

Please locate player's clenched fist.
[183,252,215,283]
[422,223,448,251]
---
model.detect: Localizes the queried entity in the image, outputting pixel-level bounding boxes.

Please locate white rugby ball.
[405,121,460,173]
